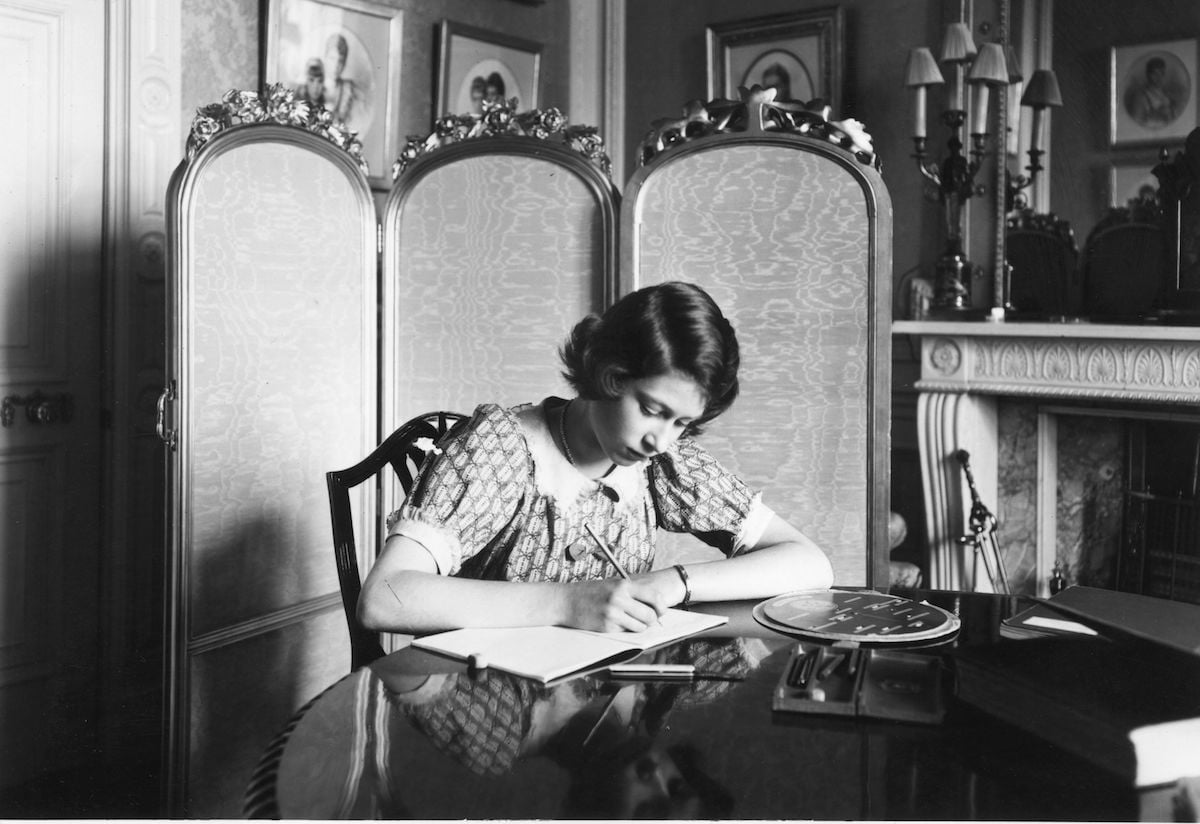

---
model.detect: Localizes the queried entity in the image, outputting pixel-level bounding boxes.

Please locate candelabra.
[905,23,1017,314]
[1005,68,1064,211]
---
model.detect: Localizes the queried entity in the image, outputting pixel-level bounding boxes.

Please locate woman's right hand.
[561,577,672,633]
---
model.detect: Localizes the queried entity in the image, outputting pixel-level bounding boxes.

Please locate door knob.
[1,391,74,427]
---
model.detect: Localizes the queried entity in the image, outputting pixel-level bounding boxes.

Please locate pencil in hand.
[584,523,629,579]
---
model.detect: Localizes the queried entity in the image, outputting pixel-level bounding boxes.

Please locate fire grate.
[1117,421,1200,606]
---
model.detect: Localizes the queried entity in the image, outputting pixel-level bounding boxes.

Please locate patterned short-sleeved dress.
[387,397,775,582]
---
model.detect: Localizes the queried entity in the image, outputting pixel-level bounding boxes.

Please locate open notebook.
[411,608,728,684]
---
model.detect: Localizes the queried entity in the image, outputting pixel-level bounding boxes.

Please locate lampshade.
[1021,68,1063,107]
[940,22,977,64]
[968,43,1010,86]
[1005,44,1024,84]
[905,47,945,86]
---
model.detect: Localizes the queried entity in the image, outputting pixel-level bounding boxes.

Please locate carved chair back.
[325,411,467,670]
[1080,200,1164,320]
[1005,208,1079,317]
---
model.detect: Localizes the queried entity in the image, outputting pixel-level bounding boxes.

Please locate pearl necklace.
[559,399,577,465]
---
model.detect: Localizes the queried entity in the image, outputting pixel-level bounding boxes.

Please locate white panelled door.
[0,0,105,787]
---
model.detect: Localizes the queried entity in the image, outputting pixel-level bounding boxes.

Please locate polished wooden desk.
[245,590,1147,820]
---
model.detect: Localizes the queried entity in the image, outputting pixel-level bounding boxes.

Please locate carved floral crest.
[185,84,368,174]
[391,98,613,181]
[637,85,878,169]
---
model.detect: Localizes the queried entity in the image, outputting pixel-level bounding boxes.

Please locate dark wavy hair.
[558,282,739,436]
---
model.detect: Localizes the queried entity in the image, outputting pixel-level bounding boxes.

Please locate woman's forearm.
[359,539,677,635]
[682,539,834,603]
[360,569,576,634]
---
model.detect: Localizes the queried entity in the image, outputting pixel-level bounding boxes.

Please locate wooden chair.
[325,410,466,669]
[1005,208,1079,317]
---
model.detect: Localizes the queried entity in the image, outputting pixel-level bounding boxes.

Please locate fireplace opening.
[995,403,1200,600]
[1118,421,1200,605]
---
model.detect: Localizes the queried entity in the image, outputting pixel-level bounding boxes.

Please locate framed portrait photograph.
[1111,38,1198,147]
[1110,162,1160,208]
[706,8,843,113]
[263,0,403,189]
[436,21,542,119]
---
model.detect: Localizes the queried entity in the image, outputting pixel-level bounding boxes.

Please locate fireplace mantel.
[893,320,1200,594]
[894,320,1200,404]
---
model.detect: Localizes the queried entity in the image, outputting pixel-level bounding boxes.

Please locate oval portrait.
[1122,49,1190,130]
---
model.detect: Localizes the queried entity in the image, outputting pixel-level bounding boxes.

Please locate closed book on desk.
[412,608,727,684]
[1001,586,1200,653]
[952,636,1200,787]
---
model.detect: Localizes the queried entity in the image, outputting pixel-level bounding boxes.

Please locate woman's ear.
[596,367,625,398]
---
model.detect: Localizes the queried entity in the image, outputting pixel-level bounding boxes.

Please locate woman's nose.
[641,430,659,454]
[643,422,675,455]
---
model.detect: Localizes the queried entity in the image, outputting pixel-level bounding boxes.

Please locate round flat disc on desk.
[752,589,961,646]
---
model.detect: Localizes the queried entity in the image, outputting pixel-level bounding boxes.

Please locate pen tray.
[773,643,946,724]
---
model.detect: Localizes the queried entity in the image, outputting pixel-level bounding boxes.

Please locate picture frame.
[1111,38,1198,147]
[706,8,843,113]
[263,0,403,189]
[436,21,542,120]
[1110,162,1160,208]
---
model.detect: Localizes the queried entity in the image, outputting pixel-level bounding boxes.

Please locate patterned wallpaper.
[181,0,259,134]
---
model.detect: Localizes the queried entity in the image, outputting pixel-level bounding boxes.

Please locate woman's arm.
[656,515,833,604]
[358,534,674,635]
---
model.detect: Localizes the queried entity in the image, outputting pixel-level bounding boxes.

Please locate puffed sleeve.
[391,674,540,777]
[386,404,530,575]
[648,438,775,556]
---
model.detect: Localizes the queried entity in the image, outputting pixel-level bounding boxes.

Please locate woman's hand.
[360,534,691,634]
[560,573,680,632]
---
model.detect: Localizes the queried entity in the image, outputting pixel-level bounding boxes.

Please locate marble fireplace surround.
[894,320,1200,595]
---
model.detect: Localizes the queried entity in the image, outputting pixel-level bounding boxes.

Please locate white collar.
[514,401,645,513]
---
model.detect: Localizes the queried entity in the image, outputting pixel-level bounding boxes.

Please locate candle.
[971,84,991,136]
[952,64,965,112]
[914,86,928,139]
[1029,106,1046,154]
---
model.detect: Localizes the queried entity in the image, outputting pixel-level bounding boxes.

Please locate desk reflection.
[260,593,1141,821]
[275,635,773,819]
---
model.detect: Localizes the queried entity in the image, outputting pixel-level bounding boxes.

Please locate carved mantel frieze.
[896,320,1200,405]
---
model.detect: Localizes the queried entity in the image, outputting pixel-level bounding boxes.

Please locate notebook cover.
[1031,586,1200,655]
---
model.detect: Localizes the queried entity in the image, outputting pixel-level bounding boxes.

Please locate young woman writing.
[358,281,833,635]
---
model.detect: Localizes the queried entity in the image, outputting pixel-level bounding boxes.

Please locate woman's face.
[614,745,701,819]
[588,371,705,466]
